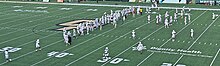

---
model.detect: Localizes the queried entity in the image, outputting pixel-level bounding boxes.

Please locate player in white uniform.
[176,8,178,13]
[35,38,41,51]
[190,29,194,39]
[147,15,151,23]
[102,47,110,61]
[164,18,169,28]
[212,13,215,20]
[64,34,69,46]
[86,22,89,34]
[4,50,11,62]
[188,14,191,22]
[113,17,117,28]
[169,16,173,26]
[156,15,159,25]
[174,13,177,22]
[137,42,144,54]
[72,29,77,39]
[131,30,136,39]
[184,17,187,25]
[171,30,176,41]
[181,9,184,19]
[159,14,162,23]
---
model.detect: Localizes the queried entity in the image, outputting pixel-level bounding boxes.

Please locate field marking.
[173,16,219,66]
[1,8,141,66]
[209,49,220,66]
[136,11,207,66]
[31,13,148,66]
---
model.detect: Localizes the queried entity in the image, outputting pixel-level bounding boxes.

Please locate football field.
[0,1,220,66]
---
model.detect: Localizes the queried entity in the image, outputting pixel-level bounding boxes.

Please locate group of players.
[131,6,195,54]
[4,4,218,63]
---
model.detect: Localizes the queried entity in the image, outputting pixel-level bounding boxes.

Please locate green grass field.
[0,1,220,66]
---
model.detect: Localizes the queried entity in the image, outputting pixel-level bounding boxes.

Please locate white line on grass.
[136,11,207,66]
[173,16,219,66]
[210,49,220,66]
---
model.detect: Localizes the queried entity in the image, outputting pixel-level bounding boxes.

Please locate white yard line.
[210,49,220,66]
[173,16,219,66]
[136,11,207,66]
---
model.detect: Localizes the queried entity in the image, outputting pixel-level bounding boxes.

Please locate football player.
[190,29,194,39]
[184,17,187,25]
[171,30,176,41]
[132,30,136,39]
[4,49,11,62]
[164,18,169,28]
[147,14,151,23]
[137,42,144,54]
[35,38,41,51]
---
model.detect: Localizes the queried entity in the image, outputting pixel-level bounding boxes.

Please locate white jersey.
[212,13,215,19]
[36,39,40,48]
[72,29,76,36]
[159,14,162,22]
[132,30,135,37]
[184,17,187,25]
[190,29,194,36]
[165,19,169,25]
[104,47,109,53]
[148,15,150,21]
[4,51,9,59]
[172,30,176,38]
[165,11,169,18]
[174,13,177,19]
[176,8,178,13]
[67,31,71,36]
[137,42,144,51]
[64,34,69,43]
[170,16,173,23]
[156,15,159,24]
[188,14,191,22]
